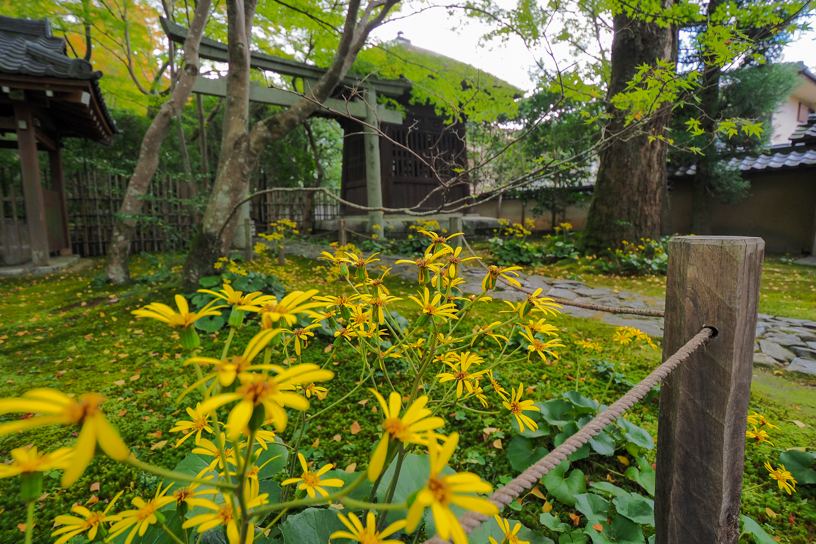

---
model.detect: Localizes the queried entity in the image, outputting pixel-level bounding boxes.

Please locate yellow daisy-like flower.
[437,358,489,398]
[612,328,634,345]
[197,283,263,307]
[0,389,128,486]
[285,324,322,356]
[746,425,774,447]
[182,481,268,544]
[133,295,225,328]
[348,253,381,279]
[51,490,124,544]
[367,390,445,481]
[366,293,402,324]
[300,382,328,400]
[487,370,509,401]
[408,287,459,320]
[519,329,564,362]
[239,290,322,326]
[405,433,498,544]
[184,328,284,391]
[525,319,560,337]
[764,462,796,495]
[503,383,540,433]
[0,446,72,478]
[331,512,406,544]
[198,364,333,438]
[172,477,219,510]
[747,411,779,430]
[357,267,392,296]
[169,404,213,448]
[107,482,176,544]
[282,453,345,498]
[575,339,603,352]
[192,433,241,472]
[489,515,530,544]
[471,322,508,348]
[395,247,450,284]
[441,246,477,278]
[482,265,523,292]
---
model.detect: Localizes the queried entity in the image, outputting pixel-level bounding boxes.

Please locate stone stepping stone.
[759,340,795,362]
[787,358,816,375]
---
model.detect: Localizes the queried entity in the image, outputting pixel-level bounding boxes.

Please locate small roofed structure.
[0,15,116,266]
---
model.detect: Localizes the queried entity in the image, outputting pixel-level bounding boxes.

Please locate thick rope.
[424,327,715,544]
[462,237,665,318]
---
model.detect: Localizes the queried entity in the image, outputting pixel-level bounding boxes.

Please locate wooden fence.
[250,170,340,233]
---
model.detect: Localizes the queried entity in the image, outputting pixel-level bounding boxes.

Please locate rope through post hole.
[423,327,715,544]
[461,237,665,318]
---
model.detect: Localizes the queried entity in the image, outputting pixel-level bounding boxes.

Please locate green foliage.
[590,238,669,276]
[777,449,816,485]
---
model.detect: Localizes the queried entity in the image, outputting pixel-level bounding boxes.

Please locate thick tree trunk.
[182,0,397,285]
[581,6,678,253]
[104,0,211,284]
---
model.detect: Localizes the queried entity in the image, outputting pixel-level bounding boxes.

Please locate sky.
[371,6,816,95]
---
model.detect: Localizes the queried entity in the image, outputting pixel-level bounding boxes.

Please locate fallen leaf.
[357,399,369,406]
[529,486,545,500]
[329,502,344,509]
[324,345,333,353]
[117,410,127,417]
[592,524,603,531]
[129,374,140,381]
[113,380,125,386]
[617,456,630,466]
[150,440,168,451]
[333,435,342,442]
[311,439,320,448]
[350,421,361,435]
[38,493,49,501]
[541,501,552,513]
[85,495,99,505]
[766,507,777,518]
[17,523,31,532]
[90,482,100,492]
[492,439,503,450]
[569,513,582,526]
[147,431,162,438]
[345,463,357,473]
[792,420,807,428]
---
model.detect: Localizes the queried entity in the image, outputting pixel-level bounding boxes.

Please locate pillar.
[13,100,49,266]
[364,88,384,236]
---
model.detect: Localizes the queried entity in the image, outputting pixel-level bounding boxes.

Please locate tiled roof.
[670,149,816,177]
[790,113,816,144]
[0,15,116,137]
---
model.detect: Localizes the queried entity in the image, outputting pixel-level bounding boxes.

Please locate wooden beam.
[35,128,57,152]
[655,236,764,544]
[13,100,50,266]
[193,77,404,125]
[0,116,15,131]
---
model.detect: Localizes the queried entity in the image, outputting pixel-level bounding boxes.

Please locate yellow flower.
[367,390,445,481]
[197,283,263,307]
[418,228,463,250]
[366,293,402,324]
[107,482,176,544]
[514,289,561,318]
[0,389,128,486]
[482,265,523,292]
[519,329,564,362]
[198,364,333,438]
[471,322,508,348]
[487,370,508,401]
[172,477,219,510]
[524,318,560,337]
[133,295,224,328]
[349,253,381,279]
[331,512,407,544]
[575,339,603,352]
[503,383,540,433]
[182,482,268,544]
[442,246,478,278]
[405,433,497,544]
[747,411,779,430]
[169,404,212,448]
[612,328,634,345]
[282,453,345,498]
[395,247,451,284]
[192,433,241,472]
[357,267,392,296]
[489,515,530,544]
[185,328,284,388]
[437,358,489,398]
[51,490,124,544]
[408,287,459,320]
[746,425,774,447]
[285,324,322,355]
[300,382,328,400]
[239,290,322,326]
[0,445,72,479]
[764,462,796,495]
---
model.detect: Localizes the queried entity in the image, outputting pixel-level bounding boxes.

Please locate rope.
[424,326,714,544]
[461,237,665,318]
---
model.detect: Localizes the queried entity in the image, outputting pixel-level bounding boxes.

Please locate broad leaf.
[589,431,616,457]
[740,515,777,544]
[563,391,599,413]
[470,516,555,544]
[540,513,572,533]
[625,457,655,496]
[589,482,629,498]
[199,275,223,287]
[195,315,226,332]
[279,508,346,544]
[507,435,549,472]
[616,418,654,450]
[613,494,654,526]
[585,515,645,544]
[516,405,552,438]
[574,493,610,526]
[256,438,289,480]
[778,450,816,484]
[541,460,586,506]
[320,469,374,502]
[540,400,574,426]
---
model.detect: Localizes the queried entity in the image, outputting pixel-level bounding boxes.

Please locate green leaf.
[625,458,655,496]
[740,515,777,544]
[588,431,616,457]
[516,404,552,438]
[319,469,373,501]
[280,508,346,544]
[470,516,555,544]
[199,275,222,287]
[585,515,645,544]
[563,391,599,413]
[540,513,572,533]
[613,494,655,526]
[259,479,282,504]
[616,418,654,450]
[540,399,574,426]
[195,315,226,332]
[778,450,816,484]
[256,438,289,480]
[573,493,610,526]
[560,533,590,544]
[507,435,549,472]
[589,482,630,498]
[541,460,586,506]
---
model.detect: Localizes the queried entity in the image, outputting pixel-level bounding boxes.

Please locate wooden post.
[49,147,72,255]
[450,216,463,248]
[364,88,385,236]
[13,100,50,266]
[338,219,347,246]
[655,236,764,544]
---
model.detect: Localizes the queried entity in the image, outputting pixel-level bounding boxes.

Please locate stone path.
[280,240,816,376]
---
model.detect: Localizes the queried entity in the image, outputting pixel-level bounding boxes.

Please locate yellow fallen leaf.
[592,524,603,531]
[85,495,99,505]
[129,374,140,381]
[113,380,125,386]
[542,501,553,513]
[569,513,582,526]
[345,463,357,473]
[329,502,344,509]
[150,440,168,450]
[766,507,777,518]
[792,420,807,428]
[333,435,342,442]
[617,456,630,466]
[311,439,320,448]
[324,345,332,353]
[492,439,503,450]
[529,486,545,500]
[90,482,100,492]
[18,523,31,532]
[350,421,361,435]
[358,399,369,406]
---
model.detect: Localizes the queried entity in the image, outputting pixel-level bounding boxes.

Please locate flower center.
[427,477,452,505]
[137,501,158,521]
[84,512,105,529]
[240,379,277,405]
[302,471,321,487]
[383,417,407,439]
[509,402,522,415]
[454,371,468,381]
[174,488,193,505]
[218,504,234,525]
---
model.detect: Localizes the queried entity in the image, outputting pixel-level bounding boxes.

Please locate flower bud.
[228,308,245,328]
[248,404,266,433]
[20,472,42,503]
[180,326,200,350]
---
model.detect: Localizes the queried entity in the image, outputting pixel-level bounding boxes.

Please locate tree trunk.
[581,5,678,253]
[182,0,398,285]
[104,0,211,284]
[690,0,724,235]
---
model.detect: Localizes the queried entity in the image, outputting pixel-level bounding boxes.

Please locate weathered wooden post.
[450,216,463,248]
[338,219,347,246]
[363,88,385,236]
[655,236,764,544]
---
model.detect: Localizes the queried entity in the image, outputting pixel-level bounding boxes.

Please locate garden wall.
[473,198,591,231]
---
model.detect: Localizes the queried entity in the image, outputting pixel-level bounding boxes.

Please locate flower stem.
[121,456,237,490]
[342,498,408,511]
[24,501,34,544]
[161,523,186,544]
[251,472,368,518]
[221,327,236,360]
[375,446,405,533]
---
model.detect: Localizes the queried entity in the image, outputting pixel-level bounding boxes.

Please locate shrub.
[591,237,669,276]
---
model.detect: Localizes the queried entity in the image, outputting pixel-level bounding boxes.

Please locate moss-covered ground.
[0,252,814,543]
